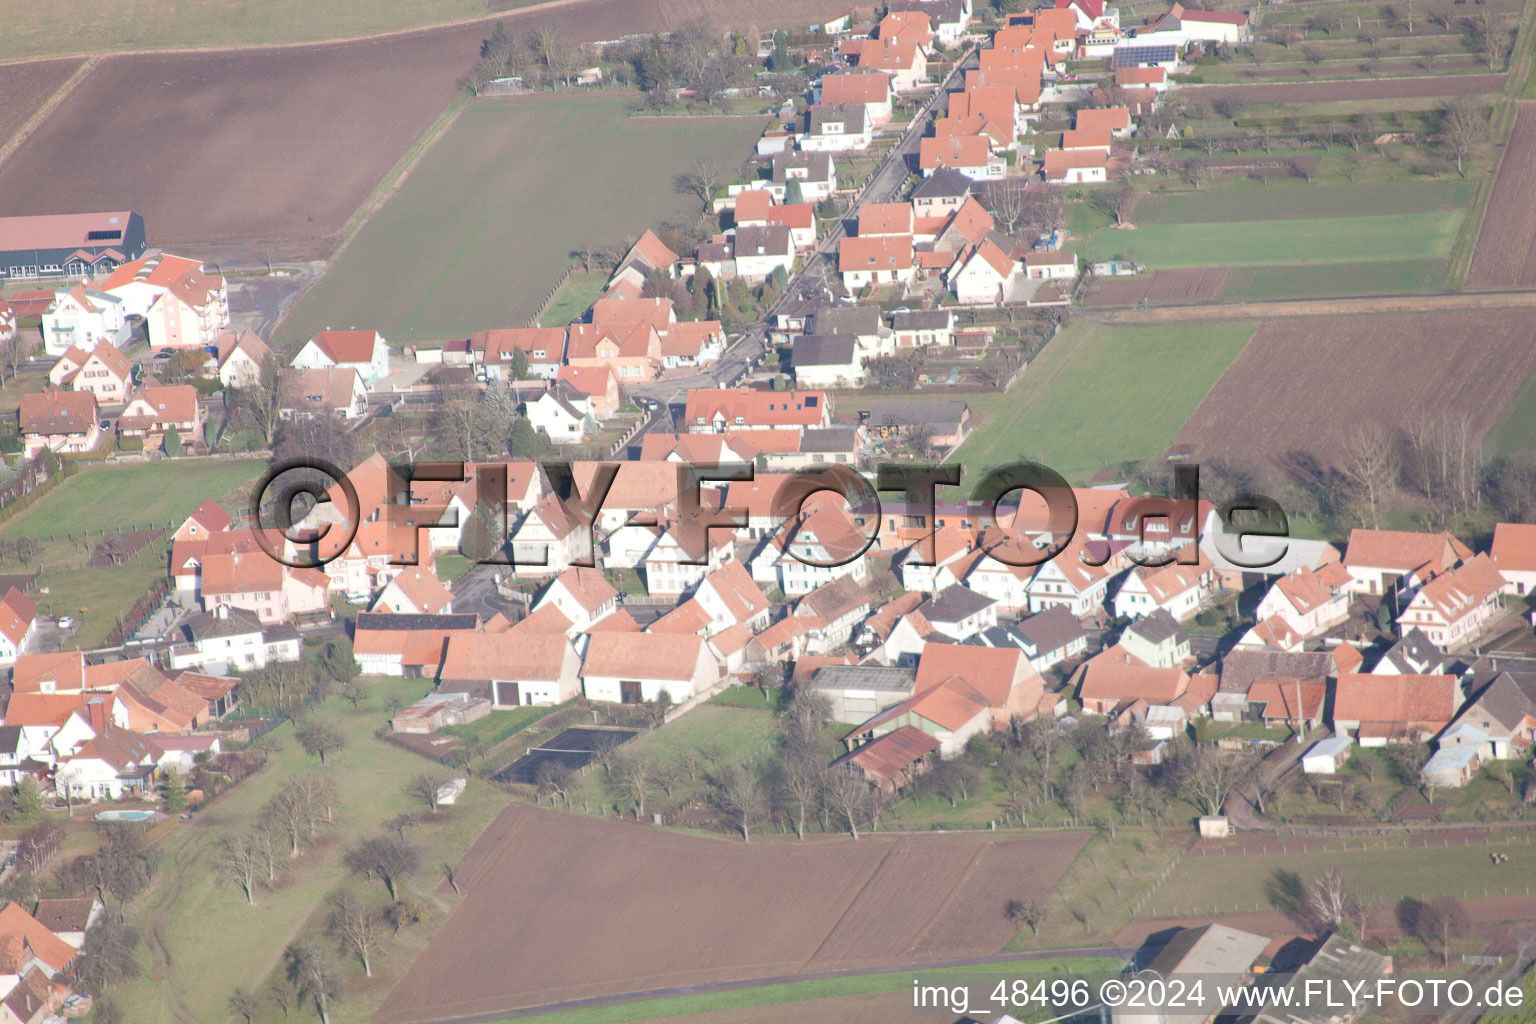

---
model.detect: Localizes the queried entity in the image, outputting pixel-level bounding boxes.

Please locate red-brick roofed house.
[116,383,204,447]
[1490,522,1536,596]
[1396,553,1508,649]
[1254,562,1352,638]
[18,390,99,456]
[439,631,580,706]
[1332,672,1458,744]
[1074,645,1191,715]
[291,329,389,385]
[580,632,720,704]
[1343,528,1471,596]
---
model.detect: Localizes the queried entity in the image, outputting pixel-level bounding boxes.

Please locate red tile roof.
[307,330,381,365]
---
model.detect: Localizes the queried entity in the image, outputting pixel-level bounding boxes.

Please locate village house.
[1075,645,1192,715]
[1253,562,1352,638]
[1438,670,1536,761]
[116,383,204,447]
[534,567,619,634]
[18,390,100,456]
[1121,609,1192,668]
[910,167,974,218]
[816,71,894,124]
[1247,676,1327,731]
[1076,106,1133,136]
[1395,553,1507,648]
[41,285,126,356]
[1112,549,1216,622]
[691,560,772,634]
[840,235,916,291]
[291,329,390,385]
[792,335,864,388]
[525,383,598,444]
[581,632,720,704]
[1490,522,1536,595]
[215,330,274,388]
[1042,149,1108,184]
[769,151,838,202]
[471,327,567,380]
[284,367,368,421]
[166,605,301,674]
[732,225,797,281]
[1024,251,1078,281]
[1374,628,1446,675]
[752,498,871,596]
[920,134,1006,180]
[793,575,876,653]
[732,191,817,252]
[803,104,873,152]
[565,322,662,381]
[685,387,831,434]
[351,612,479,678]
[890,309,955,347]
[1331,672,1458,744]
[439,631,581,707]
[47,340,132,403]
[1342,528,1471,596]
[949,238,1019,304]
[0,589,38,668]
[855,36,929,92]
[372,566,455,616]
[98,252,229,351]
[1025,541,1120,617]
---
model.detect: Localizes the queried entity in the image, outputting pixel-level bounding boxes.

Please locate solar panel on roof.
[1111,45,1177,68]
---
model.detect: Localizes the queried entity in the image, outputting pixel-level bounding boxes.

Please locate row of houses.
[39,251,229,356]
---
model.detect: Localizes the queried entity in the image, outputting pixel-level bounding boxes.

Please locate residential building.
[1490,522,1536,595]
[1253,562,1351,638]
[40,286,126,357]
[98,252,228,350]
[215,330,274,388]
[167,605,301,674]
[116,383,204,447]
[291,329,390,384]
[46,340,132,403]
[1331,672,1458,744]
[1395,553,1507,648]
[440,631,581,706]
[284,367,368,421]
[580,632,720,704]
[0,589,38,667]
[803,104,873,151]
[1342,528,1471,596]
[18,390,100,456]
[840,235,916,290]
[816,71,894,124]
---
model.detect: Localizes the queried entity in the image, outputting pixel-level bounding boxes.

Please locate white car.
[58,616,75,629]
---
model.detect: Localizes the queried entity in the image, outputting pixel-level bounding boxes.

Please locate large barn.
[0,211,146,281]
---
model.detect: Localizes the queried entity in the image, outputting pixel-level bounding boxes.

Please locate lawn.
[1486,367,1536,458]
[0,0,495,60]
[951,321,1260,481]
[442,702,564,748]
[540,269,610,327]
[0,458,265,540]
[1149,835,1536,919]
[566,704,781,814]
[469,956,1126,1024]
[279,95,767,344]
[1005,831,1186,951]
[1083,211,1464,269]
[1219,260,1451,300]
[118,675,511,1024]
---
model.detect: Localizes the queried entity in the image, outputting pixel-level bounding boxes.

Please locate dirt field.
[1172,311,1536,474]
[1467,103,1536,288]
[1082,268,1229,308]
[378,804,1089,1023]
[0,0,848,260]
[1186,72,1505,105]
[0,59,81,151]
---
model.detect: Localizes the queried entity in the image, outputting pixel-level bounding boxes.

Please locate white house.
[1111,547,1215,622]
[54,722,161,801]
[167,605,302,674]
[839,235,916,291]
[1253,562,1351,638]
[525,386,597,444]
[0,588,38,667]
[1341,528,1470,596]
[41,286,126,357]
[950,239,1018,304]
[1025,542,1120,617]
[1490,522,1536,596]
[1023,251,1078,280]
[291,329,390,385]
[1395,553,1507,649]
[580,632,720,704]
[802,104,873,152]
[732,224,797,281]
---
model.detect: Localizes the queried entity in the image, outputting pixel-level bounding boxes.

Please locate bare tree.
[774,749,824,840]
[0,330,33,383]
[296,722,345,765]
[1341,424,1399,529]
[1440,100,1486,177]
[1417,895,1470,966]
[327,894,385,978]
[716,767,769,841]
[1091,179,1137,226]
[284,942,341,1024]
[218,831,263,906]
[406,770,452,813]
[674,158,724,211]
[1304,865,1351,931]
[1472,10,1504,70]
[1177,746,1253,817]
[823,769,869,839]
[345,834,420,901]
[609,750,655,819]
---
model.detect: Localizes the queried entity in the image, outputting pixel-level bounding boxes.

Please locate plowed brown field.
[0,58,81,152]
[1467,103,1536,288]
[1083,268,1229,307]
[0,0,848,259]
[1173,311,1536,475]
[378,805,1089,1023]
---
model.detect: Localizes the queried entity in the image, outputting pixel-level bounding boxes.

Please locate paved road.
[401,945,1136,1024]
[627,46,980,412]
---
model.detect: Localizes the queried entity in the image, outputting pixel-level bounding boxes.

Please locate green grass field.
[120,676,510,1024]
[1150,834,1536,919]
[0,458,264,539]
[541,269,612,327]
[1486,369,1536,457]
[0,0,493,60]
[1219,259,1452,299]
[469,956,1126,1024]
[952,321,1260,481]
[1083,211,1463,269]
[279,96,766,344]
[1131,181,1472,225]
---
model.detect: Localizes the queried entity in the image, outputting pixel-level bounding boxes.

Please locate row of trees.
[1270,865,1477,967]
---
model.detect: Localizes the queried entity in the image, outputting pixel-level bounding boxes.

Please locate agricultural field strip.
[1467,103,1536,287]
[1084,211,1463,268]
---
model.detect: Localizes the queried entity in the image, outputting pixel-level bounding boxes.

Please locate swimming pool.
[94,810,158,822]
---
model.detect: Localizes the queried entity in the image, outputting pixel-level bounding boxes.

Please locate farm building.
[1420,745,1477,788]
[0,211,146,281]
[1300,736,1353,774]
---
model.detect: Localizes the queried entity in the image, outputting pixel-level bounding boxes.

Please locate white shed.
[1301,736,1353,774]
